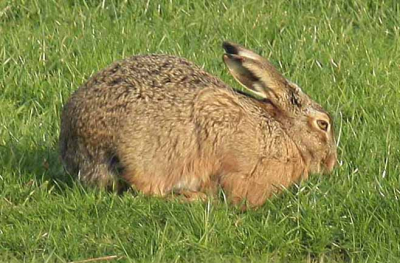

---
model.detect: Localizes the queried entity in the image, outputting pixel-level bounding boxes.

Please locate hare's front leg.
[220,173,273,208]
[172,190,208,202]
[220,159,305,208]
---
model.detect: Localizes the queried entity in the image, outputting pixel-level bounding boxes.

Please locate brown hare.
[59,41,337,208]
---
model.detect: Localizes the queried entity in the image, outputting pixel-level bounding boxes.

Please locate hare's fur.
[60,42,337,207]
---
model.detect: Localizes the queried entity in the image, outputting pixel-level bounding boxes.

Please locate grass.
[1,0,400,262]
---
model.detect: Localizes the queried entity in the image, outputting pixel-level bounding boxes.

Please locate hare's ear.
[222,41,291,104]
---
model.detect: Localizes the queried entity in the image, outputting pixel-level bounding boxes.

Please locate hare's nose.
[324,152,337,173]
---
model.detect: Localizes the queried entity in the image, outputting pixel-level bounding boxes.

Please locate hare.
[59,41,337,208]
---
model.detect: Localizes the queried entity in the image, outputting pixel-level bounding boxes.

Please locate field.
[1,0,400,262]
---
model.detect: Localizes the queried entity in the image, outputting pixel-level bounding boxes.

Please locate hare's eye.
[317,120,329,132]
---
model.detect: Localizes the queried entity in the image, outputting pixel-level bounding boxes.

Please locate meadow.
[0,0,399,262]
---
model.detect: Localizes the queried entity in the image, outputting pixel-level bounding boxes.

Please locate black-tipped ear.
[222,41,264,61]
[223,53,268,99]
[222,41,296,107]
[222,41,240,55]
[223,54,259,88]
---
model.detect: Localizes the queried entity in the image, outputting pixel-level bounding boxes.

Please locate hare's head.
[222,41,337,174]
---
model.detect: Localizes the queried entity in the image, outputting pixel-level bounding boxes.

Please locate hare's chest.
[173,177,201,192]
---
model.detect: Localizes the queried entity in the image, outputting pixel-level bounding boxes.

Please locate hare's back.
[81,54,228,99]
[61,54,231,146]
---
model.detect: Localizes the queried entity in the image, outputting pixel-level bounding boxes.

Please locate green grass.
[1,0,400,262]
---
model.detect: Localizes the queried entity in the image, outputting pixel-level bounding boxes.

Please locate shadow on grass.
[0,140,76,191]
[0,139,135,195]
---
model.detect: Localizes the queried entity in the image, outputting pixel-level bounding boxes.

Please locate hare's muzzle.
[324,152,337,173]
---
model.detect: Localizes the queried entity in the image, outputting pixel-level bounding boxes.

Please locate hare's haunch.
[60,42,337,208]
